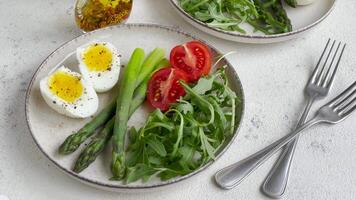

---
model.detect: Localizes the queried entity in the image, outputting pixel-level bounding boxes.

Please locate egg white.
[77,41,121,93]
[40,66,99,118]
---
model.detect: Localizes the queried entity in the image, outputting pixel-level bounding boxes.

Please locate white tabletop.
[1,0,356,199]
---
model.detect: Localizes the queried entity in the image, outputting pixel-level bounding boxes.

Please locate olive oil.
[75,0,132,32]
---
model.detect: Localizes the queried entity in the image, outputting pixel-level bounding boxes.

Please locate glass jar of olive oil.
[75,0,133,32]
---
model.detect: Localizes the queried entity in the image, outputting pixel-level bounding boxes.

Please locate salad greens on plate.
[125,69,239,183]
[178,0,293,35]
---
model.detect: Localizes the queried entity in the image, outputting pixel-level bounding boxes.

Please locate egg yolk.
[83,44,113,72]
[48,71,83,103]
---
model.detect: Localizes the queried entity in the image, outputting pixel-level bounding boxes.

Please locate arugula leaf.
[181,81,215,126]
[175,99,194,114]
[145,122,175,132]
[207,96,227,132]
[148,155,163,165]
[125,164,157,184]
[199,127,216,160]
[192,71,221,94]
[159,169,184,181]
[169,109,185,157]
[146,135,167,157]
[179,145,195,163]
[129,127,138,143]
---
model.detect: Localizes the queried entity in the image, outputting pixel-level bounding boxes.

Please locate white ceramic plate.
[25,24,244,192]
[170,0,336,43]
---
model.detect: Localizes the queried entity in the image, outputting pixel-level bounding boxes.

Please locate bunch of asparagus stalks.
[58,48,167,179]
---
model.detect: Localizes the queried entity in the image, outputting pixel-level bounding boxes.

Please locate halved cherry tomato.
[170,41,212,82]
[147,67,188,111]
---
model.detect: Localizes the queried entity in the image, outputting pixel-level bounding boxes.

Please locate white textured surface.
[0,0,356,199]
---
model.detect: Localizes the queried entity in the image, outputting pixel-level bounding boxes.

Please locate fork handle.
[261,97,316,198]
[215,117,321,190]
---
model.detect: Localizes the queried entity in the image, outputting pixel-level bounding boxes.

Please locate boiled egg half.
[77,41,121,93]
[40,66,98,118]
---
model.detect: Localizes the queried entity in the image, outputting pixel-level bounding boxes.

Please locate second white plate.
[170,0,336,43]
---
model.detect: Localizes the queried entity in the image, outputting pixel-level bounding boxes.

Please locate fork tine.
[329,81,356,106]
[342,104,356,117]
[339,95,356,114]
[325,43,346,88]
[316,40,336,85]
[335,89,356,110]
[322,42,344,87]
[321,41,341,87]
[309,39,331,84]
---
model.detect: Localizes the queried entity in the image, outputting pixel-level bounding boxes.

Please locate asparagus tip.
[111,153,126,180]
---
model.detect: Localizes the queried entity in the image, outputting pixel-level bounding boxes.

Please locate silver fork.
[261,39,346,198]
[215,81,356,190]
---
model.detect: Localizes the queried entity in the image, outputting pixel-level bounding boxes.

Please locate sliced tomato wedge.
[170,41,212,82]
[147,67,188,111]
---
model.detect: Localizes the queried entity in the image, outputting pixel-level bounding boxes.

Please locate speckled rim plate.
[169,0,336,43]
[25,23,245,191]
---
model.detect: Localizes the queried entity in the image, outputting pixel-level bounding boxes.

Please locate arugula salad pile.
[179,0,293,35]
[125,69,238,183]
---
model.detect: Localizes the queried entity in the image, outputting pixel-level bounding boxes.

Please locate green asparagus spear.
[156,58,170,68]
[73,117,115,173]
[135,48,165,87]
[72,90,144,173]
[58,100,116,155]
[72,59,167,173]
[111,48,145,179]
